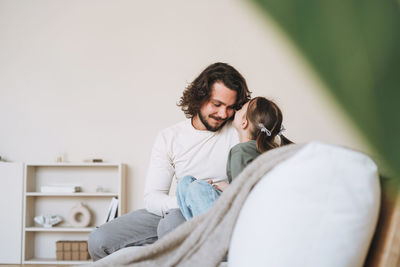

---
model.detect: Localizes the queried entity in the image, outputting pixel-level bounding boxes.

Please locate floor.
[0,265,69,267]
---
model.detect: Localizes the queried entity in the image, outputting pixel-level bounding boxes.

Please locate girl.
[176,96,293,220]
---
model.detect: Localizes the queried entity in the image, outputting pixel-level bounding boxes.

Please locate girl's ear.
[241,117,249,130]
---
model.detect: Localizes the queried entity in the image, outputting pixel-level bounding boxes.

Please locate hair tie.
[258,123,271,136]
[278,125,286,136]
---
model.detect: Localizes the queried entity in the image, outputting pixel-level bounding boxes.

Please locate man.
[88,62,251,261]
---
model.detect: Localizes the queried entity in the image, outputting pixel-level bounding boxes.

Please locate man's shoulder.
[157,119,237,144]
[217,121,236,136]
[160,119,235,135]
[159,119,191,135]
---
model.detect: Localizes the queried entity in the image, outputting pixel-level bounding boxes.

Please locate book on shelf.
[108,198,119,222]
[104,197,119,223]
[103,198,114,223]
[40,184,81,193]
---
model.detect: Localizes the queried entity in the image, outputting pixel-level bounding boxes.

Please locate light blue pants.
[176,175,222,220]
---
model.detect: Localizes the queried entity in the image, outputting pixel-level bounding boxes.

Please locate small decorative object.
[56,153,65,162]
[83,158,103,163]
[95,186,108,193]
[34,215,63,228]
[68,203,91,227]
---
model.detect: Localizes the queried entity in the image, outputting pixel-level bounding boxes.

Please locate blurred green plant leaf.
[252,0,400,178]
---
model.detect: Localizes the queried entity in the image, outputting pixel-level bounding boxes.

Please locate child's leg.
[176,175,196,220]
[186,180,221,217]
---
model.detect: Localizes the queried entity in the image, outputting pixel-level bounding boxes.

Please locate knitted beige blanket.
[90,144,302,267]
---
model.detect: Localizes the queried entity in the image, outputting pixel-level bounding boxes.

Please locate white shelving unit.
[22,163,126,265]
[0,162,24,264]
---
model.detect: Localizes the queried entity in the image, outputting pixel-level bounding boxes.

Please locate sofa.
[89,142,400,266]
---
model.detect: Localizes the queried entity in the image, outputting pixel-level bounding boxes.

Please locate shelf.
[24,257,92,265]
[26,192,118,197]
[26,162,122,167]
[22,163,126,262]
[25,227,95,232]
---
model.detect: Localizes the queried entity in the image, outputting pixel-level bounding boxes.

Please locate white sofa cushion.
[229,142,380,267]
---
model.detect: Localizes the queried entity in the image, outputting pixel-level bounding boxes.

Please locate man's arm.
[144,132,178,216]
[212,181,229,192]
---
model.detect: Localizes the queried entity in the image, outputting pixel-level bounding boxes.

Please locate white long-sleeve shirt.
[144,119,239,216]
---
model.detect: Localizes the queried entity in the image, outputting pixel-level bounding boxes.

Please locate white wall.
[0,0,371,211]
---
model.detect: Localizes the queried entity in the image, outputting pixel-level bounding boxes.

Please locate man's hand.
[212,181,229,192]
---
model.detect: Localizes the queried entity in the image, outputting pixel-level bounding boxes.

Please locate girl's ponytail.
[246,97,293,154]
[255,124,278,153]
[279,134,293,146]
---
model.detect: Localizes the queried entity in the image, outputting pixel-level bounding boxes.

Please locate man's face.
[196,81,237,132]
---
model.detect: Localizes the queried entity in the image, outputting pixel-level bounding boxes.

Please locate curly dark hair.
[177,62,251,118]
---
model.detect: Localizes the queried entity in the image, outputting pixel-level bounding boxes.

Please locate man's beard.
[199,112,228,132]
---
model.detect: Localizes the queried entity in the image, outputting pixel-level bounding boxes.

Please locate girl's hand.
[213,181,229,192]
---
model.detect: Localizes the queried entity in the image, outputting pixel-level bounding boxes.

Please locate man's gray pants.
[88,208,186,261]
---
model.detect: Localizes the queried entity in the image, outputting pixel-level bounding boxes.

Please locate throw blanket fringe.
[89,144,302,267]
